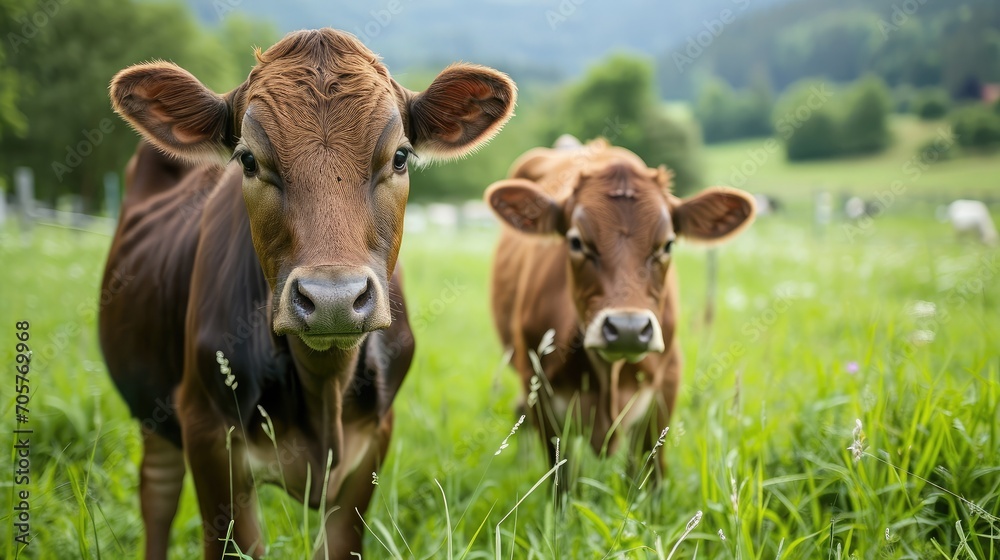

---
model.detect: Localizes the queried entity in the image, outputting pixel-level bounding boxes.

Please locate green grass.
[702,115,1000,205]
[1,157,999,558]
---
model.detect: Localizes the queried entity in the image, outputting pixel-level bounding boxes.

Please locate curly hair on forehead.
[236,28,399,182]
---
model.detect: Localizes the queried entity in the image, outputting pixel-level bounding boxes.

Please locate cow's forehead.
[237,30,400,183]
[571,161,671,237]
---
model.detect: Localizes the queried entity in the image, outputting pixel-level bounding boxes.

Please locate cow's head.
[487,139,754,363]
[111,29,516,351]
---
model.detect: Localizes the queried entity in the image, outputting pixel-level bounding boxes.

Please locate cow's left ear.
[485,179,563,235]
[672,187,756,243]
[400,64,517,160]
[110,61,239,163]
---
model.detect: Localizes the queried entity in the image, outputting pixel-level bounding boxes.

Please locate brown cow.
[486,137,754,476]
[99,29,515,559]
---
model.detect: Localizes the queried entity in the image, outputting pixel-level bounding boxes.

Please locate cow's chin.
[298,333,367,352]
[595,349,650,364]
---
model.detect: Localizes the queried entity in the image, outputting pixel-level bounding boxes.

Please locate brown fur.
[100,28,516,560]
[486,137,755,477]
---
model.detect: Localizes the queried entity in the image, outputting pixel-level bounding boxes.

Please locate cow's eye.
[662,239,674,254]
[240,151,258,176]
[392,148,409,172]
[568,235,584,253]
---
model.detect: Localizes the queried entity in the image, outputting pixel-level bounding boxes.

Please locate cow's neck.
[285,336,362,466]
[215,170,359,466]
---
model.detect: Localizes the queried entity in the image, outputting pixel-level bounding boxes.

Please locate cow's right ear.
[400,64,517,161]
[110,61,237,162]
[485,179,563,235]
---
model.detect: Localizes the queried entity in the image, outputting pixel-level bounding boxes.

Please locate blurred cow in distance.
[845,195,877,221]
[752,193,782,216]
[943,199,998,244]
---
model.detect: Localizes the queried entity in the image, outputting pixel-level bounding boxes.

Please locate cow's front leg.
[182,410,265,559]
[314,413,393,560]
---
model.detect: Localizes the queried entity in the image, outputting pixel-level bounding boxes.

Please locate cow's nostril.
[353,278,373,314]
[638,319,653,344]
[292,279,315,316]
[602,317,619,342]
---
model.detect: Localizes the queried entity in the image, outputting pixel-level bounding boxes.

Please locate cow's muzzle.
[273,265,391,351]
[583,308,664,363]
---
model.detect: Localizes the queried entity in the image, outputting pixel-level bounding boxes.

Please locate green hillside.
[657,0,1000,100]
[702,115,1000,203]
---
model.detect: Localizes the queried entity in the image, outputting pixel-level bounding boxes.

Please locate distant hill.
[187,0,790,83]
[655,0,1000,100]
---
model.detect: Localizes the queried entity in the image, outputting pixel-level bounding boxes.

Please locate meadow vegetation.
[2,169,998,557]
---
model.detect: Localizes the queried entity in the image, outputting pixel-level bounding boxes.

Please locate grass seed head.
[216,350,238,390]
[496,414,526,456]
[848,418,867,463]
[538,328,556,356]
[686,510,703,532]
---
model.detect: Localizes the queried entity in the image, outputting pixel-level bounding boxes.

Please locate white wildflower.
[910,329,935,346]
[907,300,936,318]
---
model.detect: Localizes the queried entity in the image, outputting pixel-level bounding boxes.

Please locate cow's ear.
[485,179,563,235]
[110,61,237,162]
[672,187,756,243]
[402,63,516,161]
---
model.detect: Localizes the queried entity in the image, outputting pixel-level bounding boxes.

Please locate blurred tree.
[778,77,892,161]
[559,53,653,148]
[912,88,950,120]
[0,0,275,213]
[744,70,776,137]
[639,109,703,197]
[839,75,892,155]
[656,0,1000,104]
[695,77,736,144]
[950,106,1000,149]
[550,54,703,194]
[784,110,839,161]
[0,0,31,141]
[694,74,773,144]
[776,80,840,161]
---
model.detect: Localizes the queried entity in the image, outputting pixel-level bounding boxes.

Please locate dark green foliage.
[915,136,954,165]
[656,0,1000,103]
[635,110,703,197]
[550,53,655,152]
[784,109,840,161]
[912,88,950,120]
[695,76,774,144]
[778,77,893,161]
[839,75,892,155]
[0,6,704,206]
[546,54,703,195]
[950,105,1000,149]
[0,0,277,213]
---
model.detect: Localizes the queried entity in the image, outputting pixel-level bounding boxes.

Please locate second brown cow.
[486,136,755,475]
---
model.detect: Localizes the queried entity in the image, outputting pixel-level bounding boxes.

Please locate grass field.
[2,140,999,559]
[701,116,999,205]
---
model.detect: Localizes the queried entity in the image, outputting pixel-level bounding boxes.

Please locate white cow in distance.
[945,200,998,244]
